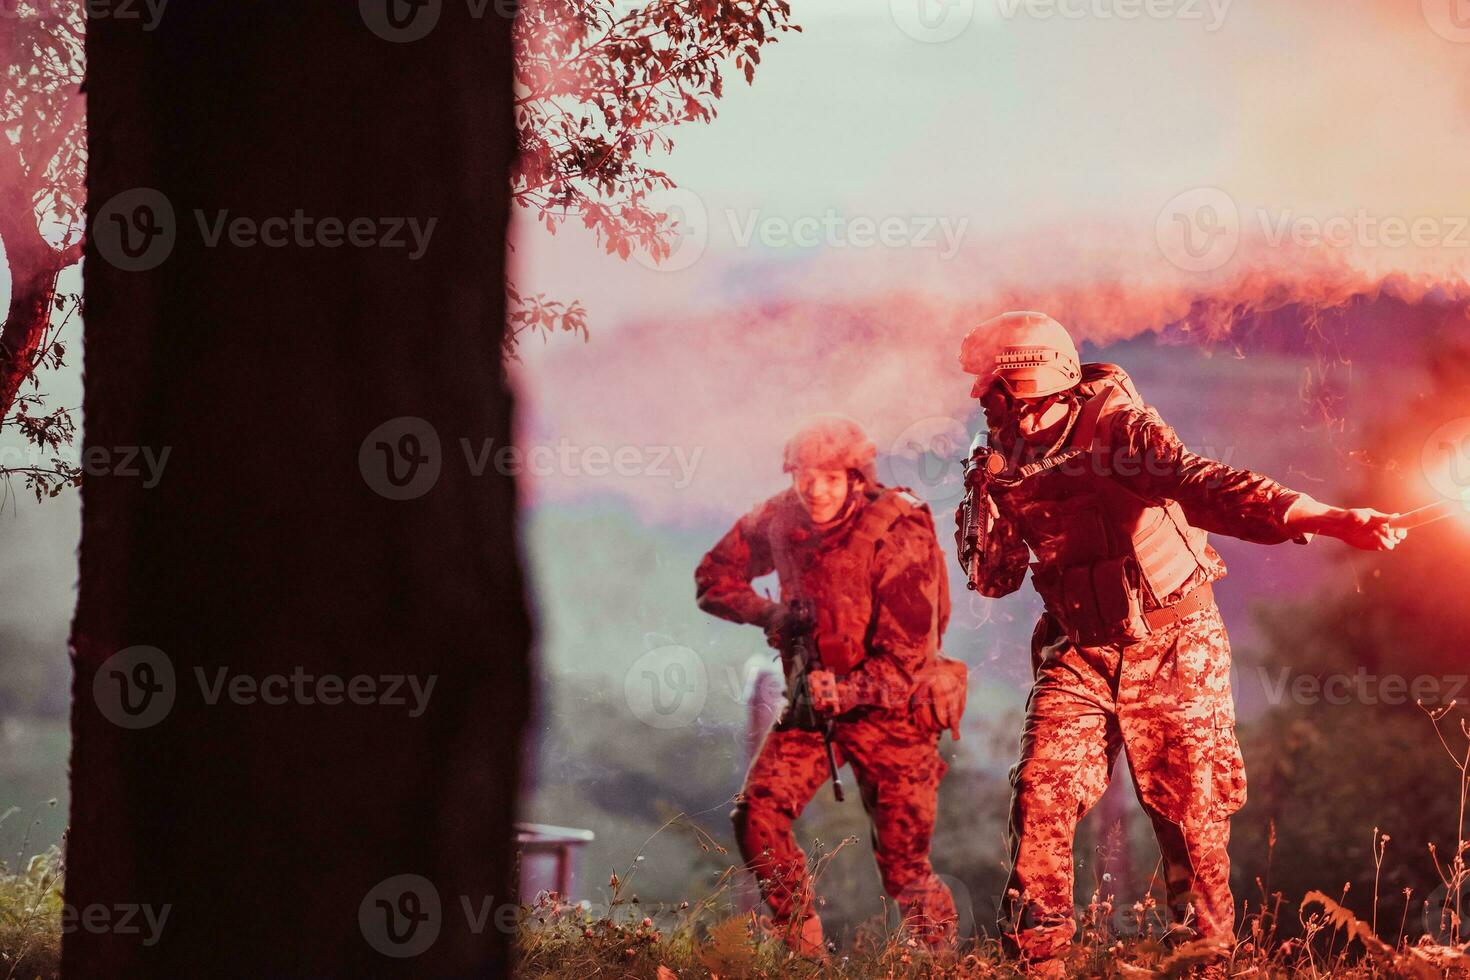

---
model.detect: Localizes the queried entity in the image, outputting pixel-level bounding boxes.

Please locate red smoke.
[511,0,1470,519]
[514,249,1469,520]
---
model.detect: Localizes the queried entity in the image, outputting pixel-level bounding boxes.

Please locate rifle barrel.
[823,732,844,802]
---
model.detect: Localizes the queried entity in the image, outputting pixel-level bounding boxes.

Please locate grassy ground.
[507,708,1470,978]
[513,881,1470,978]
[507,817,1470,978]
[3,837,1469,977]
[0,847,60,980]
[9,711,1470,977]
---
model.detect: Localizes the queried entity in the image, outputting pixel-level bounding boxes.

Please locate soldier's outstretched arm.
[1106,406,1405,551]
[694,508,778,626]
[1103,405,1314,544]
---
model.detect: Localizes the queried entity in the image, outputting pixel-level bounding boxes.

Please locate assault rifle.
[787,597,845,803]
[960,440,1007,591]
[960,434,1086,589]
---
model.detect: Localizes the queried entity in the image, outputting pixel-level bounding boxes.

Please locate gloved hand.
[760,603,805,650]
[909,657,968,740]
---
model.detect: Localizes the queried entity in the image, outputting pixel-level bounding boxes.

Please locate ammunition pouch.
[776,628,862,732]
[1031,555,1150,647]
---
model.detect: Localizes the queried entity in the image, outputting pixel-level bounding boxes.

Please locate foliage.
[0,289,81,506]
[505,282,590,359]
[0,0,803,468]
[0,0,86,232]
[505,0,800,352]
[0,0,84,501]
[512,0,797,257]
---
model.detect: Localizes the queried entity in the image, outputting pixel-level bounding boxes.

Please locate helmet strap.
[1037,393,1083,458]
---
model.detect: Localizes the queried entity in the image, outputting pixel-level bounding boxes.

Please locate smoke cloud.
[511,0,1470,519]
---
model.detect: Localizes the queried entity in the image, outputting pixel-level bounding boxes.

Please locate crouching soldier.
[695,417,966,956]
[955,311,1407,967]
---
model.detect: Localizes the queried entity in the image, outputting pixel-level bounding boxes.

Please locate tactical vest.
[767,486,945,674]
[1003,364,1213,646]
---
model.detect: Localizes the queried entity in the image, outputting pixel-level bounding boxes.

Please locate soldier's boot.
[891,872,958,949]
[780,914,827,961]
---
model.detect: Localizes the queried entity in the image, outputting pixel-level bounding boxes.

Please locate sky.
[510,0,1470,518]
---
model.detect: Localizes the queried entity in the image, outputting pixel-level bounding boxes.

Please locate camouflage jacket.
[964,370,1307,608]
[696,486,950,715]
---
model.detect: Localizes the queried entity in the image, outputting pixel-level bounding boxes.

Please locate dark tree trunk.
[69,5,527,977]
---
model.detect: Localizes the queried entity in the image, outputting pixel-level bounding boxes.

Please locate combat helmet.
[782,416,878,484]
[959,311,1082,398]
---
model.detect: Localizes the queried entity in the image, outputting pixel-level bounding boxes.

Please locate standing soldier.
[955,311,1406,967]
[695,417,966,957]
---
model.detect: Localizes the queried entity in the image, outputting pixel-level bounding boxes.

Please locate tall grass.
[513,705,1470,977]
[0,846,61,980]
[8,707,1470,976]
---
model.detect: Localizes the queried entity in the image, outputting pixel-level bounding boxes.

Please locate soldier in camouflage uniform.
[696,417,966,956]
[955,312,1407,963]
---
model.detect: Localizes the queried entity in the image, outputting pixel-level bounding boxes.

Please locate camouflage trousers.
[733,712,957,944]
[1003,604,1247,960]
